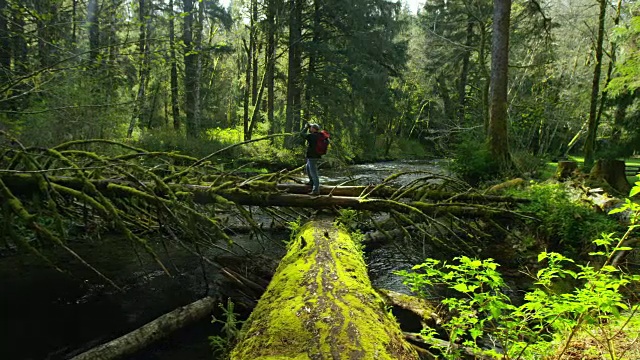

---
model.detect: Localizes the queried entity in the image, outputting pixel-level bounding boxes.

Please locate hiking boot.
[308,190,320,195]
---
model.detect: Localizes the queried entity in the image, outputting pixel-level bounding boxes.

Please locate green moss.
[231,221,418,359]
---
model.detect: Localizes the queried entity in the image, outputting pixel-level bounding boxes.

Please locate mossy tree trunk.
[230,220,419,359]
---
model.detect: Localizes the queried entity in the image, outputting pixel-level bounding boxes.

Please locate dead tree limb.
[70,297,217,360]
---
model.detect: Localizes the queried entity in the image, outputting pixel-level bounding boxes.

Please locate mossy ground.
[230,220,418,360]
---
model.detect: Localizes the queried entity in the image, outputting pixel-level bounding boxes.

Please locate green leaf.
[608,207,626,215]
[453,283,469,292]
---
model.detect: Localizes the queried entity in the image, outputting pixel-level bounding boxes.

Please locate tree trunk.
[127,0,151,138]
[70,297,216,360]
[457,18,473,124]
[583,0,607,170]
[303,0,321,124]
[183,0,200,138]
[436,73,455,122]
[251,0,259,104]
[230,220,419,359]
[87,0,100,65]
[266,0,276,136]
[243,38,252,140]
[478,24,490,131]
[0,0,9,105]
[285,0,302,147]
[487,0,512,169]
[169,0,180,131]
[589,159,631,195]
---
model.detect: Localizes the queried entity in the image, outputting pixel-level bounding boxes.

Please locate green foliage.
[514,182,620,254]
[396,182,640,359]
[286,218,302,244]
[209,298,242,359]
[136,128,230,159]
[510,151,548,178]
[334,209,363,231]
[449,138,499,186]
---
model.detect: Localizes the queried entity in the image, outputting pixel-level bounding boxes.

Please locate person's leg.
[305,159,315,188]
[307,158,320,194]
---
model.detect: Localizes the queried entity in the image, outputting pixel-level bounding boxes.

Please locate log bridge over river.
[0,138,529,359]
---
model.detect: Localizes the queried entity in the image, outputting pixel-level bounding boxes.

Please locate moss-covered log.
[0,174,526,220]
[230,220,419,359]
[276,184,529,203]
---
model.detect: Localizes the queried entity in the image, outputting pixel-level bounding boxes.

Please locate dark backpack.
[315,130,330,155]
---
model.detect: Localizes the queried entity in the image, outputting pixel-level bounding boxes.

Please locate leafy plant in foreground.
[396,181,640,359]
[209,298,242,359]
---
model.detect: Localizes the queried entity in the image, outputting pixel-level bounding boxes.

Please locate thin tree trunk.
[87,0,100,64]
[436,73,454,121]
[487,0,512,169]
[303,0,321,124]
[183,0,200,138]
[0,0,10,93]
[266,0,276,136]
[594,0,622,153]
[72,0,77,45]
[583,0,607,170]
[458,18,473,124]
[8,2,27,112]
[243,38,252,140]
[128,0,151,138]
[479,24,490,131]
[169,0,180,131]
[285,0,302,147]
[251,0,259,104]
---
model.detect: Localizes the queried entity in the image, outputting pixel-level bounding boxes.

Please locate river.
[0,160,451,360]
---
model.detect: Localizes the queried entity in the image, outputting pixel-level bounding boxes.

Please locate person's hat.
[309,123,320,130]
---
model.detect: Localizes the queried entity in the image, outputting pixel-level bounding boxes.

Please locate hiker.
[301,123,329,195]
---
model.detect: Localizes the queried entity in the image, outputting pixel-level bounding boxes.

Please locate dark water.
[1,160,447,360]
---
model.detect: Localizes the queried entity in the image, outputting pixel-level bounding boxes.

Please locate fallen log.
[70,296,216,360]
[0,174,525,219]
[230,220,419,359]
[276,183,530,203]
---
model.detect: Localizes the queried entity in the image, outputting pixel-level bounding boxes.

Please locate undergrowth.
[517,182,621,255]
[396,180,640,360]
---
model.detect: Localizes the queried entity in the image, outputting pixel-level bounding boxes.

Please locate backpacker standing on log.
[301,123,330,195]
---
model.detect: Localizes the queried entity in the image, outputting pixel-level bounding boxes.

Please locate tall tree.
[87,0,100,64]
[128,0,152,138]
[265,0,277,135]
[487,0,512,168]
[0,0,10,92]
[169,0,180,130]
[583,0,607,169]
[285,0,302,146]
[183,0,201,138]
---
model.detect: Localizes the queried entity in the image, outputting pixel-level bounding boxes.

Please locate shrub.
[514,182,621,255]
[449,139,499,186]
